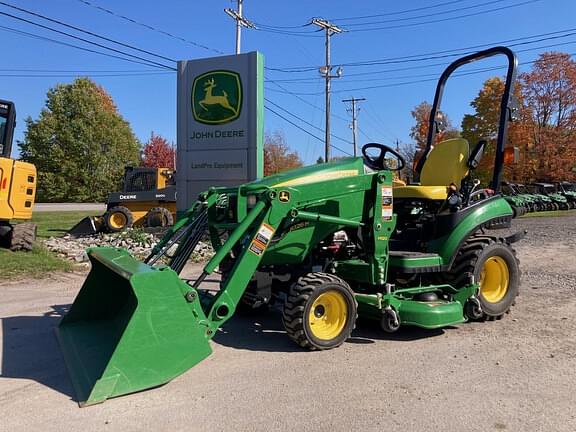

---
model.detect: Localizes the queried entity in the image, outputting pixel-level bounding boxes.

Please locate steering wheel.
[361,143,406,171]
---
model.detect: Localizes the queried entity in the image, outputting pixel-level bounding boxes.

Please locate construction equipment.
[0,100,37,251]
[58,47,524,406]
[69,166,176,236]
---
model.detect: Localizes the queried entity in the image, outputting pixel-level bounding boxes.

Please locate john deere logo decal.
[279,191,291,203]
[192,70,242,125]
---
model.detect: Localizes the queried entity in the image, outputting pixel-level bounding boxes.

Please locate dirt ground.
[1,215,575,432]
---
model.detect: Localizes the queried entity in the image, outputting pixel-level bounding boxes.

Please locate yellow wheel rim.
[308,290,348,340]
[109,212,127,229]
[480,256,509,303]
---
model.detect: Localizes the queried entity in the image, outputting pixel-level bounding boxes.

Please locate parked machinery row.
[502,181,576,214]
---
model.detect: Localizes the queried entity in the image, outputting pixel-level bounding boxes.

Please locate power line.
[0,10,175,70]
[266,13,570,73]
[74,0,224,54]
[248,0,540,38]
[351,0,542,32]
[0,1,176,63]
[0,24,172,69]
[330,0,470,21]
[269,28,576,76]
[265,106,352,156]
[0,72,174,78]
[265,97,352,145]
[266,80,351,124]
[342,0,508,27]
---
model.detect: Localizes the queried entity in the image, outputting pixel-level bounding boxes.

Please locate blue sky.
[2,0,575,163]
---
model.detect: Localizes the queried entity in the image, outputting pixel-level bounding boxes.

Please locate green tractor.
[501,181,531,215]
[523,183,554,211]
[556,181,576,209]
[57,47,525,406]
[530,182,569,211]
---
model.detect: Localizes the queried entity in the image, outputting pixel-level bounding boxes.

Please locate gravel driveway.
[1,215,575,432]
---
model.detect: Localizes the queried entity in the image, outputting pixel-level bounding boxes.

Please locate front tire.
[282,273,357,350]
[145,207,174,227]
[104,206,134,233]
[449,237,520,319]
[9,223,37,252]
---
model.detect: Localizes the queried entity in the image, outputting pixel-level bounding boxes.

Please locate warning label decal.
[249,223,275,256]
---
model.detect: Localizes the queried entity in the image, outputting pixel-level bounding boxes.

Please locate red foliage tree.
[141,132,175,169]
[520,52,576,181]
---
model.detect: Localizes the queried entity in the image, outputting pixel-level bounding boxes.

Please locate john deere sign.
[177,52,264,213]
[192,71,242,125]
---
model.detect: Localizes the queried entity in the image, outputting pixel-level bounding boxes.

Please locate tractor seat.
[394,138,470,200]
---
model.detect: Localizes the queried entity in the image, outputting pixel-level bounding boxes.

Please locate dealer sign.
[177,52,264,213]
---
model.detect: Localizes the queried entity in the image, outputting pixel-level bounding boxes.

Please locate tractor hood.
[243,156,365,191]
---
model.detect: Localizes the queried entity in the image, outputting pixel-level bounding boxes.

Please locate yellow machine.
[103,166,176,232]
[70,166,176,236]
[0,100,37,251]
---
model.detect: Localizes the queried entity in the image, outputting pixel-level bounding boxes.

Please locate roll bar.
[415,46,518,192]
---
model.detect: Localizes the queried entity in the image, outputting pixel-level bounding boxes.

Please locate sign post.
[177,52,264,213]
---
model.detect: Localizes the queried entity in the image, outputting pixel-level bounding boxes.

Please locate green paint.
[59,155,514,405]
[57,248,212,406]
[255,52,264,178]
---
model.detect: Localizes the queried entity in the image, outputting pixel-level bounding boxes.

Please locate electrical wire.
[330,0,470,21]
[0,1,176,63]
[265,97,352,145]
[265,106,353,156]
[73,0,224,54]
[266,27,576,80]
[351,0,543,32]
[0,24,171,68]
[0,10,175,70]
[342,0,508,27]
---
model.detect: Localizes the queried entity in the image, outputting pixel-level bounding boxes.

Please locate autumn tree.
[142,132,175,169]
[19,78,140,202]
[520,52,576,181]
[264,130,302,176]
[409,101,459,152]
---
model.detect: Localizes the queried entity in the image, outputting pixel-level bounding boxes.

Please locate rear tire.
[282,272,357,350]
[104,206,134,233]
[145,207,174,228]
[9,223,37,252]
[448,237,520,320]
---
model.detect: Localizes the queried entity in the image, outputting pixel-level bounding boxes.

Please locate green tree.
[19,78,140,202]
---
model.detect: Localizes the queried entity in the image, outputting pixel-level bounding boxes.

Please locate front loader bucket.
[68,216,103,237]
[56,247,212,406]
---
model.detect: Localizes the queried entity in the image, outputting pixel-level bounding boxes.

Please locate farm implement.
[57,47,525,406]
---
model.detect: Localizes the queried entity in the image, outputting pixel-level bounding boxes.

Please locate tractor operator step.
[388,251,444,273]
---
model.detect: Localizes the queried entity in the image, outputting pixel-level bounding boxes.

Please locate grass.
[520,209,576,218]
[0,211,99,282]
[31,211,100,238]
[0,244,73,281]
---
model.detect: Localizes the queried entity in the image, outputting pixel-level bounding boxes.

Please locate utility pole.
[224,0,256,54]
[342,97,366,157]
[312,18,343,163]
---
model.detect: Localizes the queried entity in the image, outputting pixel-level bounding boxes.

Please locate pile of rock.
[43,228,214,264]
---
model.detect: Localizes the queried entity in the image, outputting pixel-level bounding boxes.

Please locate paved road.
[1,218,575,431]
[34,203,105,212]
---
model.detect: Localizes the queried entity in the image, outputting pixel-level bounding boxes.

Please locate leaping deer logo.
[199,78,238,115]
